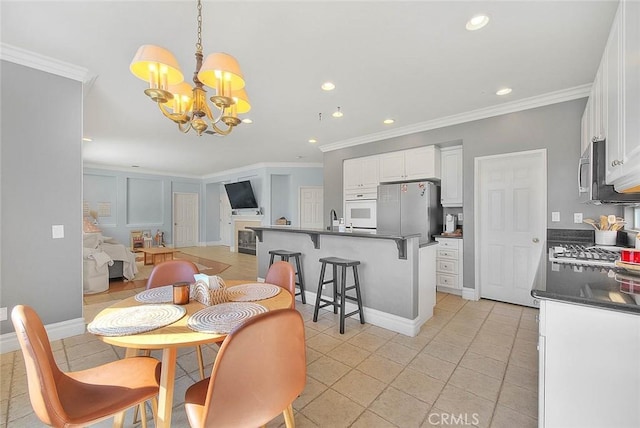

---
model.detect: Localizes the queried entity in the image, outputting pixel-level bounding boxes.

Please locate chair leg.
[113,410,126,428]
[139,402,148,428]
[283,403,296,428]
[196,345,205,380]
[151,397,158,426]
[339,265,347,334]
[294,255,306,304]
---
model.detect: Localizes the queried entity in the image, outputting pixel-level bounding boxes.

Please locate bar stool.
[268,249,306,304]
[313,257,365,334]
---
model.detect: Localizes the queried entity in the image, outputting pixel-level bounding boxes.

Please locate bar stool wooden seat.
[268,249,306,304]
[313,256,365,334]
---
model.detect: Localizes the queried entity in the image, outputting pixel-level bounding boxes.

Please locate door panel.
[477,150,546,307]
[173,192,198,248]
[299,186,323,229]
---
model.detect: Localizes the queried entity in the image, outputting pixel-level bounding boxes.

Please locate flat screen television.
[224,180,259,209]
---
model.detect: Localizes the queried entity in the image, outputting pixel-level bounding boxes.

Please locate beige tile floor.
[1,247,539,428]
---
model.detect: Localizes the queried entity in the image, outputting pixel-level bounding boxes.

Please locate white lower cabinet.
[538,300,640,427]
[434,237,463,294]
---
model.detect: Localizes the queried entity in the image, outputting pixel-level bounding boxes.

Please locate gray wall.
[1,61,83,334]
[83,168,201,246]
[323,99,622,291]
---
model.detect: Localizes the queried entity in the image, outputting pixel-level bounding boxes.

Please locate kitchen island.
[249,226,437,336]
[531,244,640,428]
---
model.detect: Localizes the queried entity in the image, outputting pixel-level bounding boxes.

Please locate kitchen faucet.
[329,209,337,231]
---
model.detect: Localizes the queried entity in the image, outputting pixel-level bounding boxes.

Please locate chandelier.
[129,0,250,136]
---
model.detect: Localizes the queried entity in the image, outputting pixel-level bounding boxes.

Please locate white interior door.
[475,149,546,307]
[173,192,199,248]
[299,186,323,229]
[220,184,232,246]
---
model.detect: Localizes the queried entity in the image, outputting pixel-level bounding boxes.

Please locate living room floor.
[1,246,539,428]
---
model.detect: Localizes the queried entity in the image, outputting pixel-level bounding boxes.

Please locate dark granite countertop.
[434,234,463,239]
[248,225,420,240]
[248,226,426,259]
[532,259,640,315]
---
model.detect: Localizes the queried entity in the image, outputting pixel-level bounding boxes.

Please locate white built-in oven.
[345,199,377,229]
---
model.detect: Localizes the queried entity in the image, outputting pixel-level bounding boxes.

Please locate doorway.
[173,192,199,248]
[475,149,547,307]
[299,186,323,229]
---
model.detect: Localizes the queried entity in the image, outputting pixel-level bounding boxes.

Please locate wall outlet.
[552,212,560,222]
[573,213,583,224]
[457,212,464,222]
[0,307,7,321]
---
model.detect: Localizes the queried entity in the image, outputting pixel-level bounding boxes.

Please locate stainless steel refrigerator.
[377,181,442,244]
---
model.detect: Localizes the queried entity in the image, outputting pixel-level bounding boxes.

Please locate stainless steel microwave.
[579,139,640,204]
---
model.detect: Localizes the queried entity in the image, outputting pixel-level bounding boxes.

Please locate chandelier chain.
[196,0,203,53]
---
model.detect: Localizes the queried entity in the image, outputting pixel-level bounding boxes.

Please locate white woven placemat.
[187,302,267,334]
[227,283,281,302]
[87,305,186,336]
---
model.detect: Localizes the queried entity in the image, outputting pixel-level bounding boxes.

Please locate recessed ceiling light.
[332,107,343,118]
[466,14,489,31]
[82,137,92,142]
[321,82,335,91]
[131,165,140,168]
[383,119,395,125]
[242,118,253,124]
[308,139,317,144]
[496,87,512,96]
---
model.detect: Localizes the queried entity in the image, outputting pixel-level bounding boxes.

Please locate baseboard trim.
[462,287,480,301]
[436,285,462,296]
[305,291,424,337]
[1,317,86,354]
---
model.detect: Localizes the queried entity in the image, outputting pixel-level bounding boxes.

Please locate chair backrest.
[146,259,200,289]
[11,305,69,427]
[264,261,296,308]
[201,309,306,427]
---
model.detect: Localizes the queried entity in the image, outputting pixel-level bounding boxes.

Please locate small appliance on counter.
[445,214,457,233]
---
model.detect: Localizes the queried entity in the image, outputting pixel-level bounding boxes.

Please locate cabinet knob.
[611,160,623,167]
[532,237,539,243]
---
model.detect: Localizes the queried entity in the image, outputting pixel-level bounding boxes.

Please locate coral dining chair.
[184,308,306,428]
[265,261,296,309]
[11,305,161,428]
[145,259,207,379]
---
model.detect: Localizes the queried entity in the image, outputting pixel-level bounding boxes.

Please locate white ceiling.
[1,1,618,177]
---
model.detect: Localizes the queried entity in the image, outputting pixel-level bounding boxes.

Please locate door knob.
[532,238,539,243]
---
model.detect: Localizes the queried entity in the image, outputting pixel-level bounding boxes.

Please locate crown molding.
[319,84,591,153]
[84,161,323,180]
[202,162,323,180]
[1,43,94,83]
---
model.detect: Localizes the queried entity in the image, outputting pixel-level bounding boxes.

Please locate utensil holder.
[595,230,617,246]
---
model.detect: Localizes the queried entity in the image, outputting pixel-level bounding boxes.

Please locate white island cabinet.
[538,300,640,428]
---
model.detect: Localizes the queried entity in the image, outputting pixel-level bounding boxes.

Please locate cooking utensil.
[583,218,599,229]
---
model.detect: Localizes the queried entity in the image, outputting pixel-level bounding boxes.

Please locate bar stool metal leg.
[293,255,306,304]
[352,265,365,325]
[339,264,348,334]
[313,262,327,322]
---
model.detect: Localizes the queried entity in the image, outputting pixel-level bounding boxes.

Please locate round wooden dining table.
[90,280,293,428]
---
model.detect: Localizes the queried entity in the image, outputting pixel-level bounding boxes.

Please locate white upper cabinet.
[344,155,380,200]
[440,146,463,207]
[379,146,441,183]
[614,0,640,192]
[585,0,640,190]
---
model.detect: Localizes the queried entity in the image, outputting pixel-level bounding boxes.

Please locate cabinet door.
[605,9,623,183]
[405,146,441,180]
[441,147,463,207]
[580,99,591,154]
[343,158,361,189]
[360,156,380,187]
[622,0,640,175]
[379,151,405,182]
